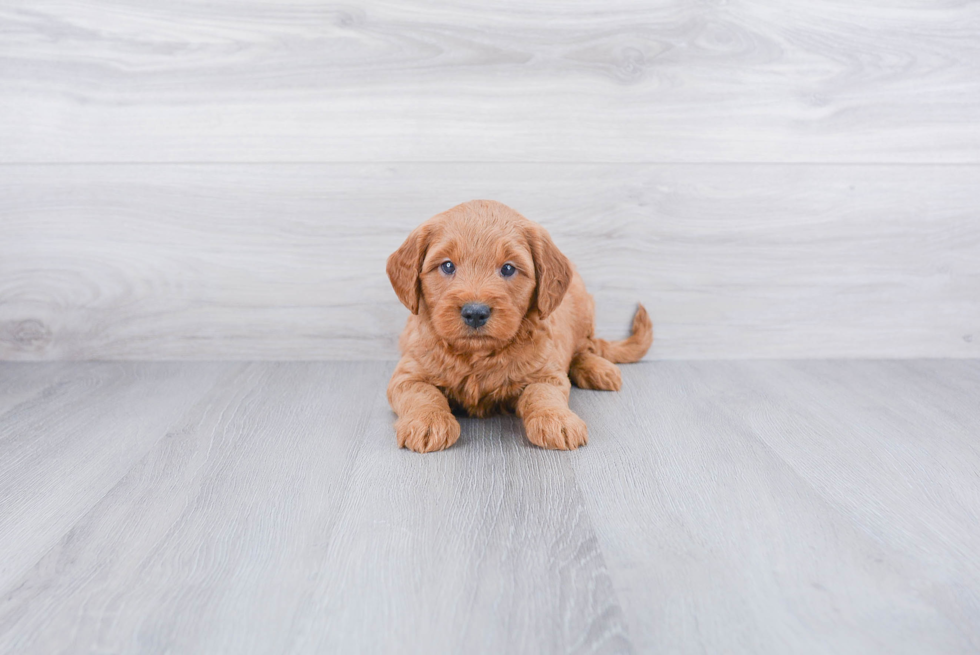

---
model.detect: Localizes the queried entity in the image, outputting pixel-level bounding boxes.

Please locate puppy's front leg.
[517,376,588,450]
[388,359,460,453]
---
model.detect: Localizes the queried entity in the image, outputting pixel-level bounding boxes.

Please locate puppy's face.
[419,217,536,347]
[387,201,572,351]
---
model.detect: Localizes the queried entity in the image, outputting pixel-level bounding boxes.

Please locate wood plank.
[723,359,980,639]
[0,361,630,654]
[0,363,69,414]
[295,416,629,654]
[0,362,388,654]
[2,361,979,652]
[1,163,978,360]
[569,360,980,653]
[1,1,978,163]
[0,362,227,594]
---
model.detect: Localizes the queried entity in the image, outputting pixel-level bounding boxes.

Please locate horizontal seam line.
[0,161,979,167]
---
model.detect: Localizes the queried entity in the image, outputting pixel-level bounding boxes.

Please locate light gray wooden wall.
[1,0,978,360]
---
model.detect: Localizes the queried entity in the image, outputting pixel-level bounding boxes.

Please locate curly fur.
[386,200,652,452]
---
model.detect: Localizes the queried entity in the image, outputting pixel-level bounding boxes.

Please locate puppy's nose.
[460,302,491,328]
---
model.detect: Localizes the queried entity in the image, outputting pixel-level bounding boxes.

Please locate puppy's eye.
[440,261,456,275]
[500,263,516,277]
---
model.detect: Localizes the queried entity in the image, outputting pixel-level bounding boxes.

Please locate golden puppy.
[386,200,652,453]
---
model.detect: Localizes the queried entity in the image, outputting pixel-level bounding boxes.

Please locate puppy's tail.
[595,304,653,363]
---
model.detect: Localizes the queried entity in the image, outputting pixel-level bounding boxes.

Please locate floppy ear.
[527,224,572,320]
[387,224,430,314]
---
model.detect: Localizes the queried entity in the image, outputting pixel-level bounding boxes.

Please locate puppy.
[386,200,652,453]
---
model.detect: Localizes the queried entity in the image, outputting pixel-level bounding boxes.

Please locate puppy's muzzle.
[460,303,491,329]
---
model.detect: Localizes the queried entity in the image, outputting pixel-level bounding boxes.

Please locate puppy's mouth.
[460,330,495,340]
[456,327,502,346]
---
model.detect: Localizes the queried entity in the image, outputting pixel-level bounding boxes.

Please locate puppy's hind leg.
[569,352,622,391]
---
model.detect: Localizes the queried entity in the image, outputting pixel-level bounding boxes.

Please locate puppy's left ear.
[387,224,431,314]
[527,224,572,320]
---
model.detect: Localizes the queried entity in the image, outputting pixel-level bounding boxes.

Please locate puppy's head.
[387,200,572,350]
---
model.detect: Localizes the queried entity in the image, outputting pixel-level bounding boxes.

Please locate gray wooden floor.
[1,360,979,654]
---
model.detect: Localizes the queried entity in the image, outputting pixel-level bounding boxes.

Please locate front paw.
[396,412,461,453]
[523,409,588,450]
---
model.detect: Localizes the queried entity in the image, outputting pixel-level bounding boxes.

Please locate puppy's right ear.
[387,224,430,314]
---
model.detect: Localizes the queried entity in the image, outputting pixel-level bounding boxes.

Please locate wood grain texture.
[0,361,628,655]
[1,360,979,653]
[1,0,979,163]
[0,362,228,594]
[1,163,977,361]
[570,360,980,653]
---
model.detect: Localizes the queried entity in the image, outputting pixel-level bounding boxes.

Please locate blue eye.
[500,263,516,277]
[440,261,456,275]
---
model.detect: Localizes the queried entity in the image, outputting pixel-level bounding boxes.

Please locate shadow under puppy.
[387,200,652,452]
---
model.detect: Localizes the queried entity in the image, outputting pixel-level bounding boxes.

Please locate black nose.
[460,303,491,328]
